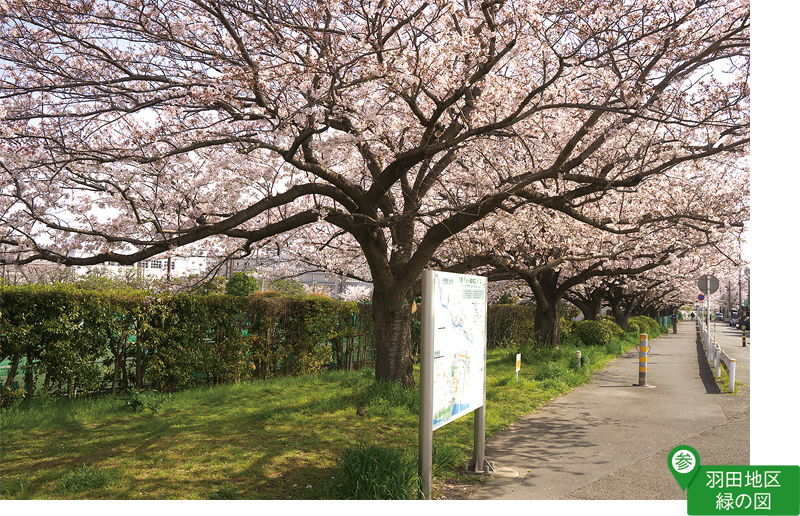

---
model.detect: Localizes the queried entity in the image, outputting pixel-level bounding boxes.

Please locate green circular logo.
[668,445,701,491]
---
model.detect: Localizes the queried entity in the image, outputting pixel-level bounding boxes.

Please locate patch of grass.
[430,442,466,474]
[209,484,239,500]
[0,333,640,500]
[57,465,115,494]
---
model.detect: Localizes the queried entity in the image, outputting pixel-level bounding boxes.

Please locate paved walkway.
[464,320,750,500]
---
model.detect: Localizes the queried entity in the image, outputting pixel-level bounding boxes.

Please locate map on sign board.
[431,272,487,431]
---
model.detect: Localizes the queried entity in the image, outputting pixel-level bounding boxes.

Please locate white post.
[729,358,736,393]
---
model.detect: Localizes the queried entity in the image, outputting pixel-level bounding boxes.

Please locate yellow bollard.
[638,334,648,386]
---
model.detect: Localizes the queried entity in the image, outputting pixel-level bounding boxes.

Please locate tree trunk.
[120,343,129,389]
[608,287,633,331]
[527,270,563,347]
[135,345,143,389]
[534,299,561,347]
[112,355,120,395]
[371,287,415,387]
[570,294,603,322]
[613,308,631,331]
[4,350,20,389]
[25,349,34,397]
[109,338,120,395]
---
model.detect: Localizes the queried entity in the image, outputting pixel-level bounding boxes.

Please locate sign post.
[697,275,719,348]
[420,270,488,500]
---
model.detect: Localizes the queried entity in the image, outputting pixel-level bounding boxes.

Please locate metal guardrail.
[697,319,736,393]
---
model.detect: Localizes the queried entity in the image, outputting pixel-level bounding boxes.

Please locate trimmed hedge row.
[1,286,541,402]
[0,285,375,400]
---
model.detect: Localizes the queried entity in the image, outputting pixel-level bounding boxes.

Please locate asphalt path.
[461,320,750,501]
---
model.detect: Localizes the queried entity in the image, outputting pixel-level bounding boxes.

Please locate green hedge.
[0,285,375,401]
[0,285,568,402]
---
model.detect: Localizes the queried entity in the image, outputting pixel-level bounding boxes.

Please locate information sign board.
[429,271,487,430]
[420,270,489,498]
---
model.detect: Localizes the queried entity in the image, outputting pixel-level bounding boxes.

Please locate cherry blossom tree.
[0,0,749,385]
[435,152,748,343]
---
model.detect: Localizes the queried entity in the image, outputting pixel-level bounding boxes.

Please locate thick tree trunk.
[371,287,415,387]
[565,288,605,321]
[527,270,563,347]
[569,292,604,322]
[614,312,631,331]
[534,299,561,347]
[608,290,630,330]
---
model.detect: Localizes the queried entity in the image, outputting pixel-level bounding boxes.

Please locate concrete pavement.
[465,320,750,500]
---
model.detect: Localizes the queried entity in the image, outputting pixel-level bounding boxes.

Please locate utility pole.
[738,237,743,316]
[738,269,742,315]
[728,280,733,319]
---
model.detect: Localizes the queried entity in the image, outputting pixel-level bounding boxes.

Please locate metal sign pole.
[706,279,711,350]
[471,290,489,474]
[419,270,435,500]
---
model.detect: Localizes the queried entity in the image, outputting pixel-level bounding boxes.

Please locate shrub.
[573,320,616,346]
[560,317,575,345]
[252,290,282,298]
[629,316,660,337]
[123,388,160,412]
[573,320,604,346]
[0,285,378,396]
[600,319,624,339]
[225,272,258,297]
[307,292,332,299]
[266,278,307,297]
[326,444,421,500]
[626,320,641,335]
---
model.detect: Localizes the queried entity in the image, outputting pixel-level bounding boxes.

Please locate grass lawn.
[1,335,643,500]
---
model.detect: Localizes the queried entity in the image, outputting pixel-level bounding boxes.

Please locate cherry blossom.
[0,0,749,384]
